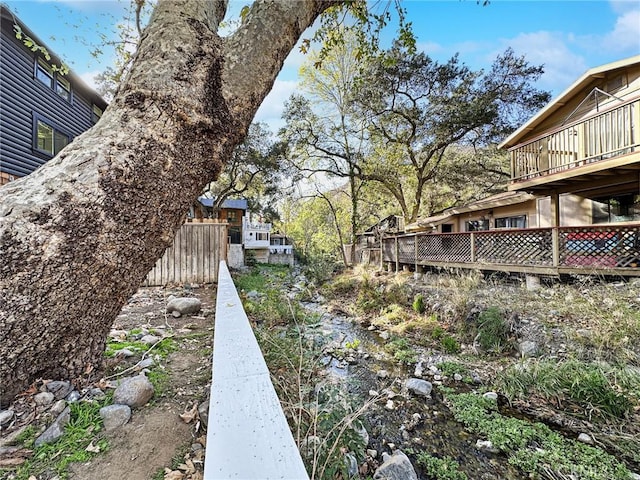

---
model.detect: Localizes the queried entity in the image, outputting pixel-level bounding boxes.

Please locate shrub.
[413,293,426,314]
[476,307,509,353]
[441,335,461,353]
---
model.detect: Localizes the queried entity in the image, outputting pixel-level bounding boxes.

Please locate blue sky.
[6,0,640,132]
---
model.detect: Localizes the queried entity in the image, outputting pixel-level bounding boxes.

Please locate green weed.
[385,337,418,365]
[415,452,467,480]
[6,396,111,480]
[441,335,461,354]
[445,392,630,480]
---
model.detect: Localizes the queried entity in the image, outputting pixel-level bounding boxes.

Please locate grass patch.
[446,391,630,480]
[5,396,111,480]
[105,337,177,359]
[497,359,639,420]
[147,368,171,398]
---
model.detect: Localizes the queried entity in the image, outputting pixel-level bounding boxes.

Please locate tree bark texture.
[0,0,337,404]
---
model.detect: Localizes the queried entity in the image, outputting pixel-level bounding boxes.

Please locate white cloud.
[79,70,101,92]
[602,9,640,52]
[609,0,639,15]
[495,31,589,95]
[254,79,300,133]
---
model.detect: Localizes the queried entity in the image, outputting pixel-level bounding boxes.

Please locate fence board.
[144,223,228,286]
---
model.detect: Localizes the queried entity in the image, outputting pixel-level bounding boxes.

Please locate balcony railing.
[510,98,639,183]
[373,224,640,275]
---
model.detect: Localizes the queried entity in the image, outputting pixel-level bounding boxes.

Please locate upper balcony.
[507,97,640,194]
[243,217,272,249]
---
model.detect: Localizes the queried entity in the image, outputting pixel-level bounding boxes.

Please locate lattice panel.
[475,229,553,266]
[559,226,640,269]
[417,234,472,263]
[397,236,416,263]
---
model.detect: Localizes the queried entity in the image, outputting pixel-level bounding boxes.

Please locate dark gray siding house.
[0,4,107,186]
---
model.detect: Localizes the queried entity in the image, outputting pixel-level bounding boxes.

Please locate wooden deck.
[355,224,640,277]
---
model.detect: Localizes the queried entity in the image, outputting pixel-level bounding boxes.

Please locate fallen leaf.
[179,403,199,424]
[163,470,184,480]
[85,441,100,453]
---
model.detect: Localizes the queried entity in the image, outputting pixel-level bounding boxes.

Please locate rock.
[198,401,209,427]
[373,450,418,480]
[379,331,390,341]
[577,433,594,445]
[413,363,424,377]
[140,334,161,345]
[367,449,378,459]
[345,453,358,477]
[518,340,539,358]
[355,424,369,446]
[114,348,135,358]
[246,290,260,299]
[34,392,55,406]
[377,370,389,379]
[629,473,640,480]
[45,381,73,400]
[369,390,379,397]
[475,439,499,453]
[137,358,154,369]
[172,310,181,318]
[428,365,439,374]
[453,373,463,381]
[405,378,432,397]
[315,295,326,303]
[109,329,128,339]
[50,400,67,416]
[66,391,81,402]
[0,410,14,426]
[89,388,106,400]
[100,404,131,431]
[113,375,154,408]
[483,392,498,401]
[575,329,592,338]
[385,400,395,410]
[166,297,201,315]
[35,407,70,447]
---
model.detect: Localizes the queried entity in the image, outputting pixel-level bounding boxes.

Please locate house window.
[92,104,103,124]
[35,58,53,87]
[592,194,640,223]
[256,232,269,241]
[35,58,72,102]
[495,215,527,229]
[441,224,453,233]
[35,117,69,156]
[56,76,71,101]
[466,218,489,231]
[227,211,237,222]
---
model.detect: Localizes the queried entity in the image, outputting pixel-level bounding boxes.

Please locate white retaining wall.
[203,261,309,479]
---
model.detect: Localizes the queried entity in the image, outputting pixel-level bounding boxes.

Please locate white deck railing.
[203,261,309,479]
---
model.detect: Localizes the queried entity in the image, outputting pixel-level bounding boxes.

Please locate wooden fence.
[368,224,640,277]
[144,222,228,286]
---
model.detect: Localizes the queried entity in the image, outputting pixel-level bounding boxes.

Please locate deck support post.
[395,237,400,273]
[470,233,476,263]
[551,192,560,267]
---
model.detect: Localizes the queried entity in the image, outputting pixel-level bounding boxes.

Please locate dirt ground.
[69,285,216,480]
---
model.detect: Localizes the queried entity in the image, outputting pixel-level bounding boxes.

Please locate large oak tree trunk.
[0,0,336,405]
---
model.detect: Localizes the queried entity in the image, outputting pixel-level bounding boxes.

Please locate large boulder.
[405,378,432,397]
[100,404,132,431]
[113,375,154,408]
[166,297,201,316]
[373,450,418,480]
